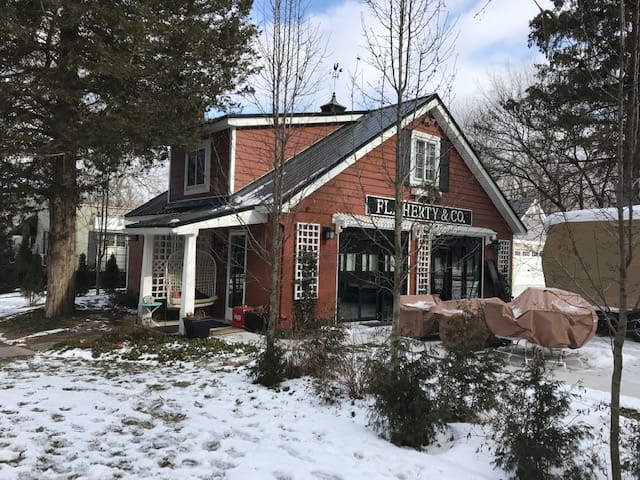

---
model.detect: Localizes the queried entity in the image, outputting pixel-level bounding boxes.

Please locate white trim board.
[203,113,364,134]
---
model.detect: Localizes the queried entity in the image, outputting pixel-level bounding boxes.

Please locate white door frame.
[225,230,248,320]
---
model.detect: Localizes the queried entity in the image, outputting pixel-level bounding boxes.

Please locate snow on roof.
[544,205,640,230]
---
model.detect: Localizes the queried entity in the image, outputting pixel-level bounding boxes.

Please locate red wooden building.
[125,95,525,332]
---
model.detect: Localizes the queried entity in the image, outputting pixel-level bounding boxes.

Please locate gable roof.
[126,95,526,235]
[509,198,535,219]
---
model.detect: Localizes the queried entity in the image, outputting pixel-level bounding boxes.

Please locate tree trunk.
[45,153,77,319]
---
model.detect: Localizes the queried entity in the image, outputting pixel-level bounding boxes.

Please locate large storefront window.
[337,228,407,321]
[430,236,482,301]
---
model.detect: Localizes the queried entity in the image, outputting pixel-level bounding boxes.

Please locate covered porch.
[127,208,267,335]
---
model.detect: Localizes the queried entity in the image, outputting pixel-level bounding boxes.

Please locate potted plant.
[245,306,269,333]
[183,314,213,339]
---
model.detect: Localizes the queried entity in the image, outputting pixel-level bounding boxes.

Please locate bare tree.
[248,0,325,349]
[464,70,617,213]
[610,1,640,476]
[362,0,455,360]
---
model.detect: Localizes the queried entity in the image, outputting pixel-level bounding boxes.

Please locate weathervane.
[331,63,342,95]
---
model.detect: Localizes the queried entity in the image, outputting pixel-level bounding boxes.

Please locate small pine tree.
[491,356,599,480]
[75,253,91,296]
[16,225,33,285]
[368,345,444,449]
[437,347,505,423]
[21,253,45,306]
[0,230,17,293]
[102,254,120,292]
[250,340,288,388]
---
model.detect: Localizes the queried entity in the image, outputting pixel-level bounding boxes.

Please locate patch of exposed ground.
[0,309,136,351]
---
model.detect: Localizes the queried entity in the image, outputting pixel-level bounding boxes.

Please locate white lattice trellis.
[152,235,184,298]
[294,223,320,301]
[498,239,511,282]
[416,228,431,295]
[151,234,215,298]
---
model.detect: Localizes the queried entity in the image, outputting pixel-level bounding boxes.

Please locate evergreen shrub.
[103,253,120,291]
[491,356,599,480]
[437,347,505,423]
[75,253,92,296]
[250,340,288,388]
[368,345,444,449]
[623,417,640,479]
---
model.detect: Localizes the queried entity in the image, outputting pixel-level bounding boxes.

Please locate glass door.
[226,232,247,320]
[430,236,481,301]
[337,228,406,321]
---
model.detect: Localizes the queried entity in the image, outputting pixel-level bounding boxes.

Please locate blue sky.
[238,0,551,115]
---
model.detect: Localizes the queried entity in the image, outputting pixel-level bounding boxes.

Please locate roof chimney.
[320,93,346,114]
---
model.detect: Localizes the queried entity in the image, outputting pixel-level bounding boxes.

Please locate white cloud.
[233,0,552,116]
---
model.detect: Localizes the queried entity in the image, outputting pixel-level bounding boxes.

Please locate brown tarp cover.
[509,287,598,349]
[429,299,494,350]
[543,218,640,310]
[398,295,442,338]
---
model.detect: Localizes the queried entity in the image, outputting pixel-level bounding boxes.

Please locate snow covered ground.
[1,293,640,479]
[0,290,112,318]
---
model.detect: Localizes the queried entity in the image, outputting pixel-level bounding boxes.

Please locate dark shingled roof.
[509,198,535,219]
[126,96,436,229]
[124,192,228,219]
[234,95,435,204]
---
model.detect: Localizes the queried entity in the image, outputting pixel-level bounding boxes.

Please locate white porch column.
[179,232,198,334]
[138,234,155,322]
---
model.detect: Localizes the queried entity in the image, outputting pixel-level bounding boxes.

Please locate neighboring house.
[509,198,546,297]
[125,95,526,331]
[13,205,130,274]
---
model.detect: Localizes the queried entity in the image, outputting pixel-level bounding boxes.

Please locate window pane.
[425,142,436,181]
[414,140,425,180]
[368,254,378,271]
[187,151,196,186]
[196,148,205,185]
[346,253,356,271]
[187,148,206,187]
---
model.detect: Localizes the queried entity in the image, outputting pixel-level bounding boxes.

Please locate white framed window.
[184,141,211,194]
[497,239,511,283]
[410,131,440,186]
[294,223,320,301]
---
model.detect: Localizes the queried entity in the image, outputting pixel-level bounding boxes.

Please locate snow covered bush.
[622,415,640,479]
[491,356,599,480]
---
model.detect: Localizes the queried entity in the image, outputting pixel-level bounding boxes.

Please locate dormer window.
[410,131,440,186]
[184,141,210,194]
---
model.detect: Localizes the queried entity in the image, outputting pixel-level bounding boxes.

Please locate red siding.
[234,124,340,191]
[169,130,231,202]
[289,114,514,313]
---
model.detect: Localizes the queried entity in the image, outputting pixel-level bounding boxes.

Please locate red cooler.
[232,305,253,329]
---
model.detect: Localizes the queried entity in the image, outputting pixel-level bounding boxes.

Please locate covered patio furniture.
[509,287,598,349]
[398,294,442,338]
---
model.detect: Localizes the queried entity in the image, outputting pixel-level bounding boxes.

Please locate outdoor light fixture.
[322,227,336,241]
